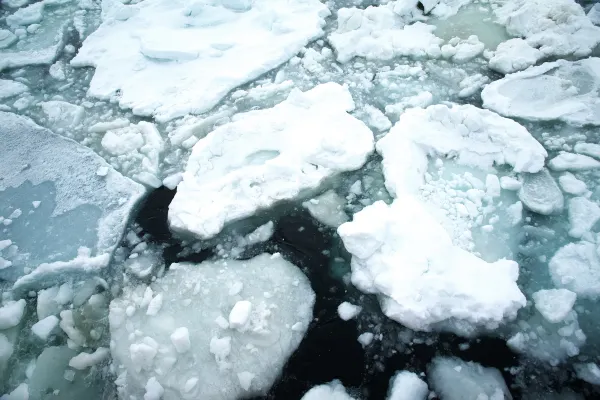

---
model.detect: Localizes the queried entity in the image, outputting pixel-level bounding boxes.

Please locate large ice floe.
[168,83,374,240]
[0,111,144,290]
[109,253,315,400]
[71,0,330,121]
[489,0,600,74]
[482,58,600,126]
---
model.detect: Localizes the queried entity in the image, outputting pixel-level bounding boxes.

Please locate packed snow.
[169,83,374,240]
[110,253,315,400]
[72,0,330,121]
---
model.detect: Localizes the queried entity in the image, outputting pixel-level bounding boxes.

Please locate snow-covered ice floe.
[488,0,600,74]
[549,238,600,299]
[168,83,374,240]
[71,0,330,122]
[109,253,315,400]
[0,111,145,291]
[338,197,525,336]
[427,357,512,400]
[482,58,600,126]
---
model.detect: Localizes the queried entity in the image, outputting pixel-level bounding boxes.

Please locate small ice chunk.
[31,315,59,341]
[301,380,355,400]
[500,176,522,191]
[1,383,28,400]
[518,169,564,215]
[549,241,600,299]
[68,347,110,370]
[532,289,577,323]
[574,143,600,160]
[428,357,510,400]
[146,293,163,316]
[488,38,541,74]
[575,363,600,386]
[303,190,349,228]
[229,300,252,330]
[337,302,362,321]
[0,333,14,364]
[144,377,164,400]
[559,173,588,196]
[0,299,26,330]
[361,104,392,132]
[0,79,28,100]
[357,332,374,347]
[589,4,600,26]
[568,197,600,239]
[0,30,18,50]
[170,327,191,354]
[549,153,600,171]
[388,370,428,400]
[485,174,501,198]
[237,371,255,391]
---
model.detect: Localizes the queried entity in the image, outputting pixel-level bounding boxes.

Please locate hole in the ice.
[244,149,281,166]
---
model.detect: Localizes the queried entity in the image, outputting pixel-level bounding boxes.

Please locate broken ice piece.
[31,315,59,341]
[337,302,362,321]
[518,169,564,215]
[532,289,577,324]
[229,300,252,331]
[170,327,191,354]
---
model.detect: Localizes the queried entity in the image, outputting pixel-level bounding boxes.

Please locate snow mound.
[549,239,600,299]
[110,253,315,400]
[328,2,443,63]
[72,0,330,122]
[491,0,600,73]
[0,111,144,290]
[518,169,564,215]
[377,104,547,196]
[169,83,374,240]
[337,198,525,336]
[388,371,428,400]
[428,357,511,400]
[301,380,356,400]
[482,58,600,126]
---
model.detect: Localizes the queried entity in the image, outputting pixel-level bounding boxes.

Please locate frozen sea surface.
[2,0,600,399]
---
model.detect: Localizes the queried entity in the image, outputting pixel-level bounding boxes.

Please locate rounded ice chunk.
[301,380,356,400]
[532,289,577,323]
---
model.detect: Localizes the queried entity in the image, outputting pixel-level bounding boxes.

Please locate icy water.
[3,0,600,399]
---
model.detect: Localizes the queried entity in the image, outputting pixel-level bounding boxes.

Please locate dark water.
[134,187,600,400]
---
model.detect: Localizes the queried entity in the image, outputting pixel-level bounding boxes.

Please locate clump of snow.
[328,3,443,63]
[377,104,547,196]
[559,173,588,196]
[482,59,600,126]
[427,357,511,400]
[492,0,600,72]
[387,371,428,400]
[488,38,542,74]
[302,190,349,228]
[0,299,26,330]
[110,253,315,399]
[568,197,600,239]
[549,239,600,299]
[69,347,110,370]
[518,169,564,215]
[301,380,355,400]
[169,83,374,240]
[337,302,362,321]
[72,0,330,121]
[338,198,525,336]
[440,35,484,63]
[532,289,577,323]
[31,315,59,341]
[0,112,144,290]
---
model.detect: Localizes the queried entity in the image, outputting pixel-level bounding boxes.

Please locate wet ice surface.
[2,0,600,399]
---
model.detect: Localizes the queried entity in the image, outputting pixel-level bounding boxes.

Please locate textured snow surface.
[549,240,600,299]
[328,2,443,63]
[169,83,374,240]
[387,371,429,400]
[0,112,144,289]
[301,380,356,400]
[493,0,600,69]
[338,198,525,336]
[72,0,330,121]
[482,58,600,126]
[428,357,512,400]
[377,104,547,196]
[110,253,315,400]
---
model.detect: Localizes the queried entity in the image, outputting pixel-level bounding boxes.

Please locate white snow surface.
[377,104,547,196]
[337,198,525,336]
[72,0,330,122]
[110,253,315,400]
[428,357,512,400]
[549,239,600,299]
[387,371,429,400]
[301,380,355,400]
[328,3,443,63]
[169,83,374,240]
[532,289,577,324]
[0,111,144,288]
[493,0,600,66]
[482,58,600,126]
